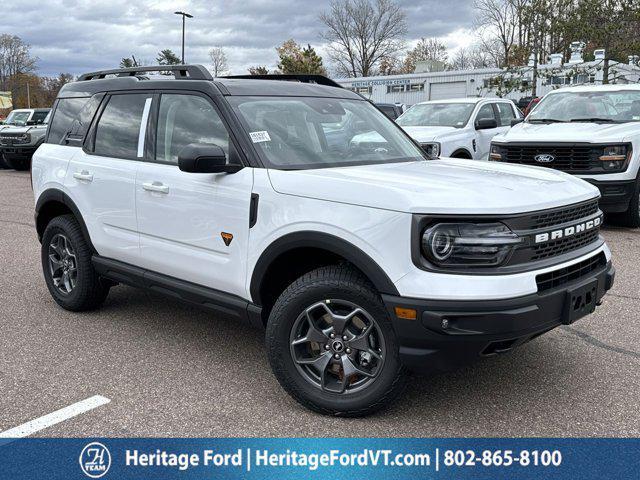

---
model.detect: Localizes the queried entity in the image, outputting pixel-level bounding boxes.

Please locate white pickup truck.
[491,84,640,227]
[396,98,521,160]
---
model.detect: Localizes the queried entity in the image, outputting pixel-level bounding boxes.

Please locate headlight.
[489,143,503,161]
[420,142,440,159]
[599,144,631,171]
[421,222,522,267]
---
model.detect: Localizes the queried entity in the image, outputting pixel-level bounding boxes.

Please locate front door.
[473,103,501,160]
[135,92,253,298]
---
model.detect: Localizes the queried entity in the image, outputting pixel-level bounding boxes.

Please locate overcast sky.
[2,0,475,77]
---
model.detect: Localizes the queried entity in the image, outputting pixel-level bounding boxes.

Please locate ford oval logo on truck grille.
[535,154,555,163]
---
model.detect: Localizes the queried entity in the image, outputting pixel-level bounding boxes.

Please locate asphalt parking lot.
[0,169,638,437]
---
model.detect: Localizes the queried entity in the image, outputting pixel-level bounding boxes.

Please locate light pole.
[174,11,193,64]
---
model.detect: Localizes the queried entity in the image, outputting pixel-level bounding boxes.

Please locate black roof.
[59,65,361,100]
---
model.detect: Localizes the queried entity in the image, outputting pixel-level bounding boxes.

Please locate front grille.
[501,144,601,173]
[536,252,606,292]
[500,200,603,266]
[529,200,599,229]
[531,229,600,260]
[0,133,30,145]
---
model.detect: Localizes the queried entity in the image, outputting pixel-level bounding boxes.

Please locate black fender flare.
[35,189,95,251]
[250,231,400,303]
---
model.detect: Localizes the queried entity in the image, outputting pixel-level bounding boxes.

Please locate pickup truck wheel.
[266,265,406,417]
[0,154,8,169]
[618,178,640,228]
[41,215,110,311]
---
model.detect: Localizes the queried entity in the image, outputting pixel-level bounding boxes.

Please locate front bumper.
[584,178,637,213]
[0,145,37,160]
[383,260,615,374]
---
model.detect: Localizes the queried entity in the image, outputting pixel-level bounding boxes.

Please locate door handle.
[142,181,169,194]
[73,170,93,182]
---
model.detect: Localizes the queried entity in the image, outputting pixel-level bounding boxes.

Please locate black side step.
[92,256,263,327]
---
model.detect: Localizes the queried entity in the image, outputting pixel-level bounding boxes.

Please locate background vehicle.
[375,102,404,120]
[396,98,521,160]
[491,84,640,227]
[522,97,541,116]
[32,66,613,417]
[0,111,50,170]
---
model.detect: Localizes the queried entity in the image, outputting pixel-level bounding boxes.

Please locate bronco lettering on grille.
[534,216,602,244]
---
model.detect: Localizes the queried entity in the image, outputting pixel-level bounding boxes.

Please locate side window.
[47,97,91,144]
[495,103,515,126]
[476,103,496,122]
[94,94,152,159]
[155,94,230,165]
[66,93,105,142]
[31,111,49,124]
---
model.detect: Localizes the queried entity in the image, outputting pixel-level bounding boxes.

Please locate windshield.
[397,103,475,128]
[5,111,30,126]
[528,90,640,123]
[228,96,425,169]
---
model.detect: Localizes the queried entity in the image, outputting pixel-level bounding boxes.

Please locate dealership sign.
[351,79,412,87]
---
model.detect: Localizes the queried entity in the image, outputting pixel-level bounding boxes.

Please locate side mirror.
[26,120,37,126]
[510,118,524,127]
[475,118,498,130]
[178,144,243,174]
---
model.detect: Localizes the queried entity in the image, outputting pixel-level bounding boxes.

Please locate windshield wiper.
[527,118,566,124]
[568,117,618,123]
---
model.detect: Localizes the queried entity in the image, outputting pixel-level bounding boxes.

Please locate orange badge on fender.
[221,232,234,246]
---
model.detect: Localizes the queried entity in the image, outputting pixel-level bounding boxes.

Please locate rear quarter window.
[47,94,103,145]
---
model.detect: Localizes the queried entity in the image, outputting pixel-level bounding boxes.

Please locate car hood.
[0,125,42,134]
[494,121,638,143]
[401,126,459,142]
[268,159,599,215]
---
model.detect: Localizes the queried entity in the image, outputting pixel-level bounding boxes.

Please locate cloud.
[0,0,474,77]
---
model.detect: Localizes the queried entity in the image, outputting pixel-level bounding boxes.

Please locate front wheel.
[618,179,640,228]
[266,266,407,417]
[5,156,30,171]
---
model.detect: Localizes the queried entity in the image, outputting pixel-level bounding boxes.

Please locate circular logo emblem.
[79,442,111,478]
[535,154,555,163]
[331,340,345,352]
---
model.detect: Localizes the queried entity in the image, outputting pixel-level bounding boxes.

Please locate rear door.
[65,92,153,265]
[135,92,253,297]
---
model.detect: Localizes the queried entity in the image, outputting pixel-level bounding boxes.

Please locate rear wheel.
[41,215,110,311]
[266,265,406,417]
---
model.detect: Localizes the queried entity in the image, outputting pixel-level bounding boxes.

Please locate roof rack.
[78,65,213,81]
[221,74,343,89]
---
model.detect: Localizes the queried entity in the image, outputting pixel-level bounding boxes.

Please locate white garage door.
[429,81,467,100]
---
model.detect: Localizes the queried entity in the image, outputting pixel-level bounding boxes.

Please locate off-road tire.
[5,156,30,171]
[266,265,407,417]
[618,177,640,228]
[41,215,110,311]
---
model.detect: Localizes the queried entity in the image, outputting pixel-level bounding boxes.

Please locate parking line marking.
[0,395,111,439]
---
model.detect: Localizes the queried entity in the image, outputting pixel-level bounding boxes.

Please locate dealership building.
[334,45,640,106]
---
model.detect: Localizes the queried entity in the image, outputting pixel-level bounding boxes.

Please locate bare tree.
[209,46,229,77]
[402,37,448,73]
[449,44,498,70]
[474,0,518,67]
[0,34,37,91]
[320,0,408,77]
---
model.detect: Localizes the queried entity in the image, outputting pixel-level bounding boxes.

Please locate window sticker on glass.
[249,131,271,143]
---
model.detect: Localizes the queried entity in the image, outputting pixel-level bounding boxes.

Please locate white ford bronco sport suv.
[33,66,614,416]
[491,84,640,227]
[397,98,521,160]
